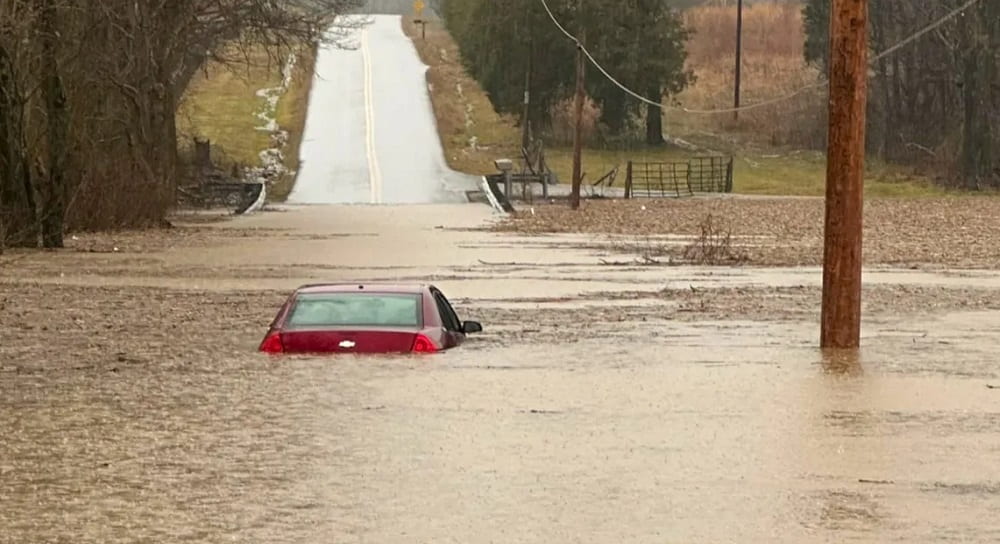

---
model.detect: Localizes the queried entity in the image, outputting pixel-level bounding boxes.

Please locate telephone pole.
[821,0,869,349]
[522,34,533,152]
[570,33,586,210]
[733,0,743,121]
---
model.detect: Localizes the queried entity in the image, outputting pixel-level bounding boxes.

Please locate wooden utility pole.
[521,34,533,152]
[733,0,743,121]
[821,0,869,349]
[569,35,586,210]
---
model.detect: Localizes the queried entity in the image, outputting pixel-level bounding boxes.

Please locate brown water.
[3,204,1000,543]
[3,334,999,543]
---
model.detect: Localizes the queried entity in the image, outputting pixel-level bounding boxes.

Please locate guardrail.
[177,182,265,214]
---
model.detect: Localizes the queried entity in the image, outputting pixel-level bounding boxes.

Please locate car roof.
[294,283,431,295]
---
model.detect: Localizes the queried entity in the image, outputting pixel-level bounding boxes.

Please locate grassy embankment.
[402,17,522,174]
[407,6,946,197]
[176,45,317,202]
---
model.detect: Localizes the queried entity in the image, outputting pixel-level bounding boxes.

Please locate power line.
[537,0,982,115]
[868,0,977,63]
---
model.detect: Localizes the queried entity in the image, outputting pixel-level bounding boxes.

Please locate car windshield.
[286,292,422,328]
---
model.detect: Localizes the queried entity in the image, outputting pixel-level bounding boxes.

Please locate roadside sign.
[414,0,425,17]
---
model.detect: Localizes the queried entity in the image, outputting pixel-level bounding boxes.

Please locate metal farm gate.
[624,156,733,198]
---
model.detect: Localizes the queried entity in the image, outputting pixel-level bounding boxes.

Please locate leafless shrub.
[600,214,749,267]
[547,95,600,146]
[682,214,749,265]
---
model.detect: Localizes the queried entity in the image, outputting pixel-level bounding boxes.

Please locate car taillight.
[259,332,284,354]
[411,334,437,353]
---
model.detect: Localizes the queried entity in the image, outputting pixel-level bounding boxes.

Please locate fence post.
[725,157,734,192]
[685,159,693,196]
[625,161,633,199]
[685,160,693,195]
[194,137,211,181]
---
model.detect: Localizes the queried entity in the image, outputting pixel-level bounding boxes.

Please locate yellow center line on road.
[361,28,383,204]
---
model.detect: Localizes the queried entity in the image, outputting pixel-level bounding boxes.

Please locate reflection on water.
[3,330,1000,544]
[821,349,864,376]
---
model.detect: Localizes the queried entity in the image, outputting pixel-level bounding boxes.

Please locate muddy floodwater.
[3,204,1000,543]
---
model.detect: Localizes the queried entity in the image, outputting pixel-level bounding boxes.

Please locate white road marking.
[290,16,479,205]
[361,28,383,204]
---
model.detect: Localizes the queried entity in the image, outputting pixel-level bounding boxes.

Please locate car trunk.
[280,328,417,354]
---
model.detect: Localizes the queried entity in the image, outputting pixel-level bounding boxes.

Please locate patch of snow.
[455,82,477,149]
[254,53,297,133]
[245,52,300,199]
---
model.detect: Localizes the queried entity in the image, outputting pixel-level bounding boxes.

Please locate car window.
[433,291,462,331]
[286,293,422,328]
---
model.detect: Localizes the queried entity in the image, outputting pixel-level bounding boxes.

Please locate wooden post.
[625,161,633,199]
[570,36,586,210]
[413,0,427,38]
[821,0,869,349]
[521,6,533,153]
[521,36,533,152]
[194,137,212,175]
[733,0,743,121]
[725,157,734,192]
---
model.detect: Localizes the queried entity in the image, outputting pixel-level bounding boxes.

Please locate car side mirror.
[462,321,483,334]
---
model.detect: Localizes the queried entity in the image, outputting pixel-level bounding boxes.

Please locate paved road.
[287,15,479,205]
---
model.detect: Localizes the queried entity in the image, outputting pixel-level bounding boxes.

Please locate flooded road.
[3,337,999,542]
[3,204,1000,543]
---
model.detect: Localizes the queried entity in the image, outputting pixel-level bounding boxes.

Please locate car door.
[430,289,464,348]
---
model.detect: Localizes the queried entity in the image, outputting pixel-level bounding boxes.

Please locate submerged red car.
[258,283,482,355]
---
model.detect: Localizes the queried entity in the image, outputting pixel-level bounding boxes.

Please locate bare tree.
[0,5,32,250]
[805,0,1000,187]
[0,0,363,251]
